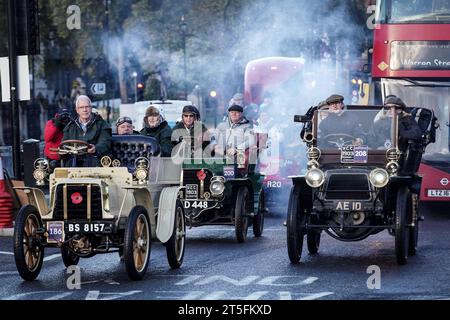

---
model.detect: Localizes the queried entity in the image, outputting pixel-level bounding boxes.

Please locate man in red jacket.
[44,107,71,161]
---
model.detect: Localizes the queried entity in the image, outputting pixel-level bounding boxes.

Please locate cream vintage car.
[13,136,185,281]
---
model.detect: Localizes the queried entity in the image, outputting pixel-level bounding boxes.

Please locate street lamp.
[180,15,187,100]
[132,71,138,103]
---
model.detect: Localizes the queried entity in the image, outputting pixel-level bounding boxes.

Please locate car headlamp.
[369,168,389,188]
[305,168,325,188]
[210,176,225,196]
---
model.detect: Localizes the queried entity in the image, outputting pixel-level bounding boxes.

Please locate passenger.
[172,105,210,155]
[318,94,365,146]
[44,106,71,163]
[140,105,173,157]
[372,96,422,151]
[213,104,255,157]
[115,116,140,135]
[63,95,112,164]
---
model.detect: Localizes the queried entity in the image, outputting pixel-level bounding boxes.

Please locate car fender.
[156,186,183,243]
[13,187,50,216]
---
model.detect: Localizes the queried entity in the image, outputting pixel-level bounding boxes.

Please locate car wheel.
[252,189,265,237]
[408,194,419,256]
[165,200,186,269]
[307,230,321,254]
[13,205,45,281]
[395,186,410,265]
[235,186,249,243]
[287,186,305,263]
[123,206,151,280]
[61,244,80,268]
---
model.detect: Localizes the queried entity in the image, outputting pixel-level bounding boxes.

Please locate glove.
[54,114,69,130]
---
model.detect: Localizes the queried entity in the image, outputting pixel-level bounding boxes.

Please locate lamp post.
[180,16,187,100]
[132,71,138,103]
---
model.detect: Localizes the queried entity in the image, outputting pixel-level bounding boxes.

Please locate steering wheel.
[57,140,91,156]
[322,133,356,148]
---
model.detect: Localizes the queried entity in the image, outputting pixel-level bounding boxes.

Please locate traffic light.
[15,0,40,55]
[137,82,145,101]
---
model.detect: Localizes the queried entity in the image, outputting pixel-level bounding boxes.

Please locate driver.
[318,94,365,147]
[63,95,112,164]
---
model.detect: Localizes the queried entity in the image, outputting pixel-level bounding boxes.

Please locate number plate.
[47,221,64,243]
[183,200,215,210]
[185,184,198,199]
[341,145,368,163]
[427,189,450,197]
[334,201,363,211]
[223,166,235,179]
[65,222,113,234]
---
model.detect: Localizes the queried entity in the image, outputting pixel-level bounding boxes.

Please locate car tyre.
[235,186,249,243]
[408,194,419,256]
[14,205,45,281]
[61,244,80,267]
[307,230,320,254]
[287,186,305,263]
[124,206,151,280]
[252,189,265,237]
[395,186,410,265]
[165,200,186,269]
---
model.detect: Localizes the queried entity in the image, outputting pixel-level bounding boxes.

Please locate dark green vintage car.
[179,151,265,243]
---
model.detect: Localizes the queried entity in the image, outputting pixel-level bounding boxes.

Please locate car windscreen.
[316,108,395,151]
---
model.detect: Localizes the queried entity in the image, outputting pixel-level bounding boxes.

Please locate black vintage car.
[287,105,435,265]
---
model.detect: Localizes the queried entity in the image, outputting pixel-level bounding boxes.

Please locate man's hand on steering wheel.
[56,140,91,156]
[87,144,96,154]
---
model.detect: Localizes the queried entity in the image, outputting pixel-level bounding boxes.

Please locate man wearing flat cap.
[318,94,365,146]
[213,104,255,157]
[372,95,422,151]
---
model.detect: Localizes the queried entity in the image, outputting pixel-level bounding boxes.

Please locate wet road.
[0,203,449,300]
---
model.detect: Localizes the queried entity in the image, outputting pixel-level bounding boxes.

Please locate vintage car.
[13,135,185,281]
[287,105,433,265]
[177,147,265,243]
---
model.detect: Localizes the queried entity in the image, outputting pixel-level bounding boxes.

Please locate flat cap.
[326,94,344,105]
[228,104,244,112]
[384,96,406,109]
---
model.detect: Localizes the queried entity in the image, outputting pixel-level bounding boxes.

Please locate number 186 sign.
[341,145,368,163]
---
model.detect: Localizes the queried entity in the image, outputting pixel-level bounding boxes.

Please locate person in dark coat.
[44,107,71,161]
[318,94,366,147]
[63,95,111,165]
[372,96,422,151]
[172,105,210,157]
[140,105,173,157]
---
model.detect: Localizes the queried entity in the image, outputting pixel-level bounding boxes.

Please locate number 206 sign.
[341,145,368,163]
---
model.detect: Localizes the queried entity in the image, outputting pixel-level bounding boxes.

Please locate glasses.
[183,114,195,118]
[116,116,132,126]
[77,105,91,110]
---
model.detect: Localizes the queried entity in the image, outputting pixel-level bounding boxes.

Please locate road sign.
[90,82,106,95]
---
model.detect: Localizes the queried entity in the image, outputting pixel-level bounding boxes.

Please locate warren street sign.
[90,82,106,95]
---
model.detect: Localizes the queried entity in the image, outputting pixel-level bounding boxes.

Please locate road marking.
[257,276,318,286]
[85,291,100,300]
[299,292,334,300]
[279,291,292,300]
[45,292,73,300]
[195,275,260,286]
[0,251,13,255]
[0,271,17,276]
[44,254,61,262]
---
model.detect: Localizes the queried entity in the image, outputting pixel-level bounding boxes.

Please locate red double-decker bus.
[372,0,450,202]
